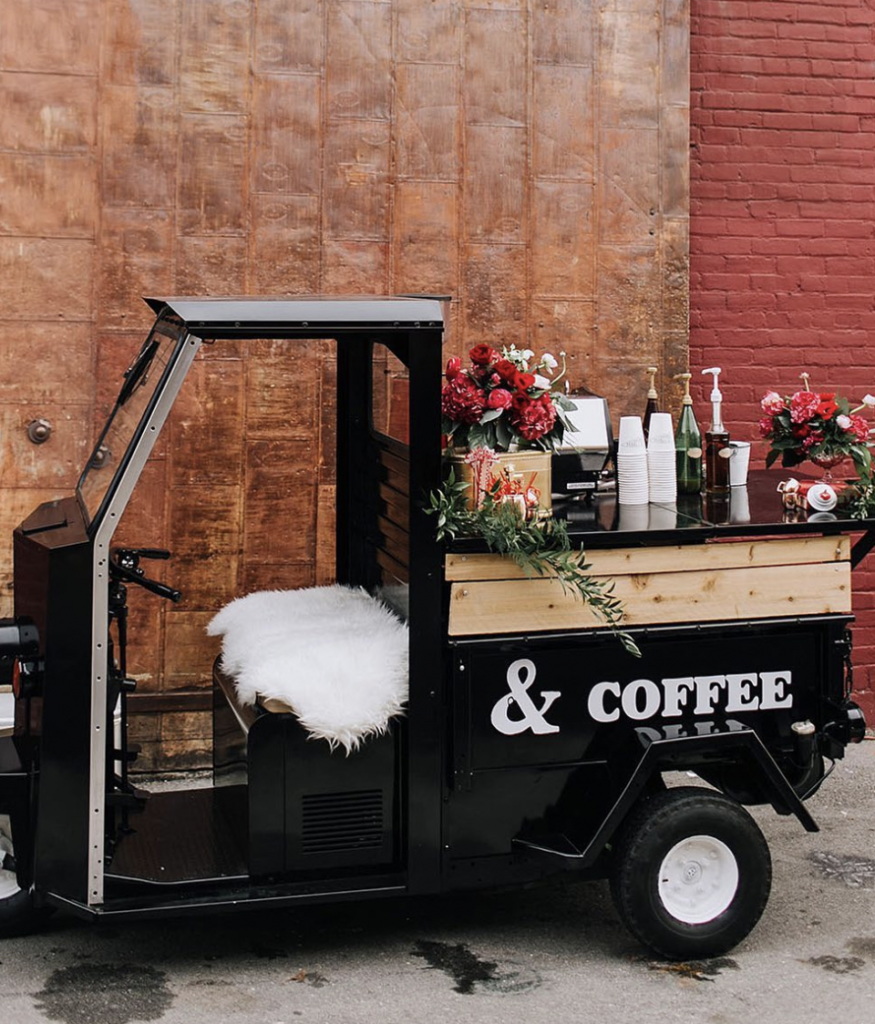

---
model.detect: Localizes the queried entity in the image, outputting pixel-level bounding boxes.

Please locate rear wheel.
[610,787,771,960]
[0,814,45,936]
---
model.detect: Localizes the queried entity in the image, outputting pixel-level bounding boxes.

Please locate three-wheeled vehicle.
[0,296,868,958]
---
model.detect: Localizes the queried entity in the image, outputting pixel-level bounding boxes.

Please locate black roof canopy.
[144,295,446,337]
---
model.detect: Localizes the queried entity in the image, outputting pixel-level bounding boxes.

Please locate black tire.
[0,816,48,937]
[610,787,772,960]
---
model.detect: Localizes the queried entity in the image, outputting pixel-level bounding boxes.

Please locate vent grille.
[301,789,384,854]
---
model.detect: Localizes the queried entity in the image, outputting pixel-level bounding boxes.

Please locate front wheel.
[0,814,46,937]
[610,787,772,960]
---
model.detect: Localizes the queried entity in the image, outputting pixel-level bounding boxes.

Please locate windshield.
[77,319,185,526]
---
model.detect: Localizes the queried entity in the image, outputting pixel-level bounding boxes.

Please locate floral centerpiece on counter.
[442,344,576,451]
[759,374,875,480]
[427,470,640,657]
[434,343,639,656]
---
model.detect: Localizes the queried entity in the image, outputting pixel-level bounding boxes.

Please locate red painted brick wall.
[690,0,875,723]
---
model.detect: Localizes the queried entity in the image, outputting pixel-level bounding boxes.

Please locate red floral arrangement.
[759,375,874,477]
[442,344,574,451]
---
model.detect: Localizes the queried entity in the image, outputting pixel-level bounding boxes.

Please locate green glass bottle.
[674,373,703,494]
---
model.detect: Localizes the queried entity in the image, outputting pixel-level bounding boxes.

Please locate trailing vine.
[428,472,641,657]
[847,469,875,520]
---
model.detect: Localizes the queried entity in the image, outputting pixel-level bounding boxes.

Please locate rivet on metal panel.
[91,445,110,468]
[26,419,52,444]
[462,589,469,596]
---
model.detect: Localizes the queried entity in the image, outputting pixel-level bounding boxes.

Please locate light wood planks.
[446,537,853,636]
[446,536,851,581]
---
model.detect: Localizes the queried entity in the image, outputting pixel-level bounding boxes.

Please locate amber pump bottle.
[702,367,731,494]
[642,366,659,440]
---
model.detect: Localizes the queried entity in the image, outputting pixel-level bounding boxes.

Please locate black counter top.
[447,470,875,559]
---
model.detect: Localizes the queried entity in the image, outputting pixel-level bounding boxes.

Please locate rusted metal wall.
[0,0,689,769]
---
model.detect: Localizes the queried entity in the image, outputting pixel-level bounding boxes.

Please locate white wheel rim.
[0,815,21,901]
[658,834,739,925]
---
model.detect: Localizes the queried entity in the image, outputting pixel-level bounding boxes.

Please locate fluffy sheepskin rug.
[207,585,408,753]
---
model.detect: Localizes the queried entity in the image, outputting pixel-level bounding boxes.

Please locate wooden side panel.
[448,562,853,636]
[446,536,853,582]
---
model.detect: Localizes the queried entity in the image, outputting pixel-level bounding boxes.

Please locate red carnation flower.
[469,343,499,367]
[849,414,870,442]
[509,392,557,441]
[758,417,775,439]
[790,390,820,424]
[486,388,513,410]
[802,430,824,452]
[445,356,462,380]
[441,374,486,425]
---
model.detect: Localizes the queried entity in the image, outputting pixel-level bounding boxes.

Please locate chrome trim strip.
[87,332,202,906]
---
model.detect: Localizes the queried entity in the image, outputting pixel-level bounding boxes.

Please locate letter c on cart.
[490,658,561,735]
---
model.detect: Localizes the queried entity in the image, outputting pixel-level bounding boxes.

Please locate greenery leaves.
[427,472,641,657]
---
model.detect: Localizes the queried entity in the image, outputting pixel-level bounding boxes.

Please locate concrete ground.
[1,742,873,1024]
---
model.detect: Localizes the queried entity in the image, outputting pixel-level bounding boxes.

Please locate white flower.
[862,394,875,408]
[837,414,852,430]
[521,349,534,362]
[533,374,551,390]
[541,353,558,370]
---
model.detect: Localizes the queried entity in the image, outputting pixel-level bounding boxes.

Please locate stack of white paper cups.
[617,416,649,505]
[647,412,677,503]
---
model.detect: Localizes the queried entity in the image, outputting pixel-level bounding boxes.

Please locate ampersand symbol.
[490,658,561,736]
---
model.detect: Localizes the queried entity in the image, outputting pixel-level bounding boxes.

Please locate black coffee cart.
[0,297,868,959]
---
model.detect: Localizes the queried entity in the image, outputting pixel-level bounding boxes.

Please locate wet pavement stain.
[33,963,174,1024]
[645,957,740,983]
[411,940,540,995]
[846,937,875,960]
[805,955,866,975]
[809,851,875,888]
[413,940,499,994]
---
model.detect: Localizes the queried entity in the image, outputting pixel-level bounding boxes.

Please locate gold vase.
[446,448,553,513]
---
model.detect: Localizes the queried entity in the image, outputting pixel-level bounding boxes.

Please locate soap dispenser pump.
[702,366,731,493]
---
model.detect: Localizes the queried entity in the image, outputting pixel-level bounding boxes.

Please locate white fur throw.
[206,585,408,753]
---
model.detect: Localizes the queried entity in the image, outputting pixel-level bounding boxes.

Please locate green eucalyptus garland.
[427,471,641,657]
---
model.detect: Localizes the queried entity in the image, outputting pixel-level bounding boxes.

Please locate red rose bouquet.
[442,344,574,451]
[759,378,875,478]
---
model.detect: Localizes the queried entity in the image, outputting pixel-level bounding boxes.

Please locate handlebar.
[114,547,171,563]
[109,549,182,603]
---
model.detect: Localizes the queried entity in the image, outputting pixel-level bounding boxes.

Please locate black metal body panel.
[443,617,848,869]
[247,713,401,878]
[13,499,94,901]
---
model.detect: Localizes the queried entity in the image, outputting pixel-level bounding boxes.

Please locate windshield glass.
[77,319,184,525]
